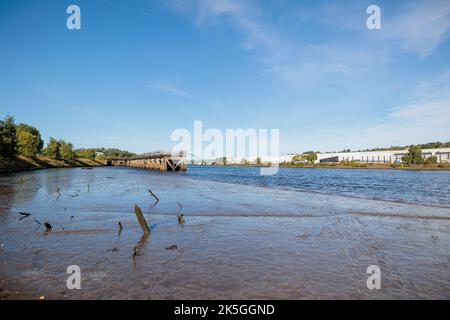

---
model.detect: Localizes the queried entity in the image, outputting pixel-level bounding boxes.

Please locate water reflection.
[132,233,150,270]
[0,173,40,215]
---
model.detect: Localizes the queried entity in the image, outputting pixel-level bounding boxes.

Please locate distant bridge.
[107,150,186,172]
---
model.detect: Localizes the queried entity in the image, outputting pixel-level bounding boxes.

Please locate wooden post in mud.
[134,204,150,234]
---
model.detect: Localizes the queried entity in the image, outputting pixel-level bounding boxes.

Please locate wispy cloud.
[299,0,450,58]
[161,0,450,151]
[163,1,390,87]
[366,99,450,146]
[385,0,450,57]
[166,0,276,49]
[292,70,450,152]
[99,0,153,17]
[164,0,450,88]
[369,70,450,143]
[147,83,194,98]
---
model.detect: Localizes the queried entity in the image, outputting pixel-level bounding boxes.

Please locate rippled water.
[0,167,449,299]
[186,165,450,207]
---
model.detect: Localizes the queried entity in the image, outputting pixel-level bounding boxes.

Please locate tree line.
[326,142,450,154]
[0,115,134,160]
[363,141,450,152]
[74,148,135,160]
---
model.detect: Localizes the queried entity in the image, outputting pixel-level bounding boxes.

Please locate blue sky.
[1,0,450,154]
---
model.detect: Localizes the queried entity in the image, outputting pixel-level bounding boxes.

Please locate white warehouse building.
[316,148,450,164]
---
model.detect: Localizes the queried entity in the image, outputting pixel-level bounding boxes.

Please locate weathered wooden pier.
[107,151,186,172]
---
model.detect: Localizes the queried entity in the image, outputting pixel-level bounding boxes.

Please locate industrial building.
[316,148,450,164]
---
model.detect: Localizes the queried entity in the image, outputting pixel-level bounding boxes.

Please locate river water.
[0,166,449,299]
[187,165,450,208]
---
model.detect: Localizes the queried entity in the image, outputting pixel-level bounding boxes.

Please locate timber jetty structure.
[107,151,186,172]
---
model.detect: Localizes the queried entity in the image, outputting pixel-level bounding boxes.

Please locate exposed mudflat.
[0,167,449,299]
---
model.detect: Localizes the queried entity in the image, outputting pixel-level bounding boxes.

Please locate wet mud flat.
[0,167,449,299]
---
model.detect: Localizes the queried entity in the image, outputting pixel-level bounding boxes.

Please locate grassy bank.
[0,155,105,174]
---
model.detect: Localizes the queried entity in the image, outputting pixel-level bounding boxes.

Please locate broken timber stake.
[118,221,123,236]
[19,212,31,220]
[19,212,31,217]
[134,204,150,234]
[148,188,159,202]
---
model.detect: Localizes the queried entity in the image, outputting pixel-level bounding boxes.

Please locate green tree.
[402,145,423,164]
[222,156,227,165]
[75,148,96,159]
[0,115,17,157]
[95,148,135,158]
[43,138,61,160]
[95,153,106,161]
[60,140,75,160]
[302,151,318,163]
[292,154,303,163]
[16,123,43,157]
[256,157,262,165]
[424,155,437,164]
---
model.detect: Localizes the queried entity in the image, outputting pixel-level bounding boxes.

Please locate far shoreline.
[3,158,450,174]
[193,163,450,172]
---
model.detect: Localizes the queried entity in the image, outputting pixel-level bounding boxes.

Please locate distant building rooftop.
[316,148,450,163]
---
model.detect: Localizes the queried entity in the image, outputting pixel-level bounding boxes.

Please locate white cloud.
[412,70,450,100]
[99,0,153,17]
[196,0,242,20]
[168,0,276,48]
[147,83,194,98]
[163,0,450,88]
[385,0,450,57]
[161,1,450,151]
[289,70,450,152]
[365,98,450,146]
[304,0,450,58]
[366,71,450,145]
[164,0,386,88]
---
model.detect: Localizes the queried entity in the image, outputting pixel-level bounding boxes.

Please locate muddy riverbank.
[0,156,104,174]
[0,167,449,299]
